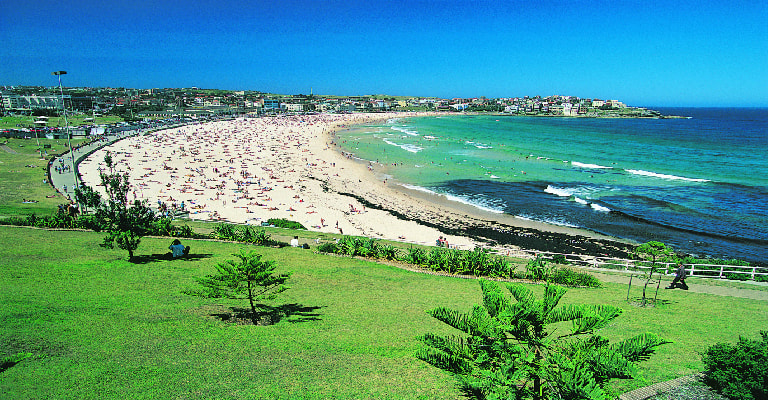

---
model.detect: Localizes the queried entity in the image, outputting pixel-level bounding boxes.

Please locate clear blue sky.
[2,0,766,107]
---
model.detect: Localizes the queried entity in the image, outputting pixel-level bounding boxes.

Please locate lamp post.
[52,71,78,194]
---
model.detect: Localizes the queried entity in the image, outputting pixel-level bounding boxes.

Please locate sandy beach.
[79,112,635,257]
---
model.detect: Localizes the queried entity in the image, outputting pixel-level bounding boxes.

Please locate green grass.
[1,226,767,399]
[1,115,123,129]
[0,137,88,216]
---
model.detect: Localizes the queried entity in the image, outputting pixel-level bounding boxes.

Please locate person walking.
[666,262,689,290]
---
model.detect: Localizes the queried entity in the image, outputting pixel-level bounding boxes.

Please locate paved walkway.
[48,130,137,199]
[1,144,19,154]
[49,124,190,199]
[619,374,704,400]
[591,270,768,301]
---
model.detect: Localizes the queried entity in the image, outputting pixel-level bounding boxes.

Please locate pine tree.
[185,250,290,325]
[417,280,668,400]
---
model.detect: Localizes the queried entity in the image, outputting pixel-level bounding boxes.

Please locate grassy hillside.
[0,137,86,216]
[1,226,767,399]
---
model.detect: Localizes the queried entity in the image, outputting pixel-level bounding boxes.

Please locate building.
[285,103,304,112]
[262,99,281,111]
[1,94,69,111]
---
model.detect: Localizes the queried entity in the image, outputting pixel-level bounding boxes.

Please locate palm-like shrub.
[213,223,237,241]
[378,244,400,261]
[403,246,429,266]
[418,280,667,400]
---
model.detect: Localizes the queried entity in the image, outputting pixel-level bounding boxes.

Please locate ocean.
[336,108,768,263]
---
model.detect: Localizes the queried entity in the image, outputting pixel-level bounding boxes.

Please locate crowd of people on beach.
[77,112,475,249]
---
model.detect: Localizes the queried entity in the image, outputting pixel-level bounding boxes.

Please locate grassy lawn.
[1,135,766,398]
[1,115,123,129]
[1,226,767,399]
[0,137,88,216]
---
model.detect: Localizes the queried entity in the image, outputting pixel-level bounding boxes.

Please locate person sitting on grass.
[169,239,189,259]
[666,262,689,290]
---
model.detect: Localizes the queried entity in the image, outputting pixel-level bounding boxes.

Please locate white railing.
[506,249,766,281]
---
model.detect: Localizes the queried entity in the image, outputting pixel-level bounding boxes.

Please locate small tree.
[417,280,667,400]
[76,152,156,261]
[633,241,675,306]
[186,250,290,324]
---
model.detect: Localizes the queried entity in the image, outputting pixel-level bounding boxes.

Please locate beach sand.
[79,112,634,257]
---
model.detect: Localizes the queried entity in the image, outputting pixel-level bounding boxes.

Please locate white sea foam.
[444,193,505,214]
[465,141,492,149]
[590,203,611,212]
[400,184,437,195]
[489,175,500,179]
[516,214,580,228]
[383,138,422,153]
[574,197,589,205]
[572,161,613,169]
[626,169,710,182]
[400,184,505,214]
[424,135,438,140]
[391,125,419,136]
[544,185,577,198]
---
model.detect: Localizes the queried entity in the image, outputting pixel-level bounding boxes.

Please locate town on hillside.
[1,85,670,137]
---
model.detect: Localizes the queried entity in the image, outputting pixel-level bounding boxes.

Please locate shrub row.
[318,237,601,287]
[0,213,195,238]
[319,236,514,279]
[523,256,602,288]
[212,223,286,247]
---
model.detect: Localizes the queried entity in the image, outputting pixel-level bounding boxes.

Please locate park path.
[590,270,768,301]
[1,144,19,154]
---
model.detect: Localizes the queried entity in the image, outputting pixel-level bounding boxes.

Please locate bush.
[0,216,32,226]
[725,272,751,281]
[702,331,768,400]
[266,218,306,230]
[149,218,175,236]
[549,267,602,288]
[377,244,400,261]
[73,214,103,231]
[402,246,429,266]
[316,242,339,254]
[551,254,569,264]
[213,223,237,241]
[175,224,195,238]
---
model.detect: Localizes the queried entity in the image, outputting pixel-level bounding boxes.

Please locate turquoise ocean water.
[337,108,768,262]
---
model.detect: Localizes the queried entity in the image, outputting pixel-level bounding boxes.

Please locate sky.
[1,0,766,107]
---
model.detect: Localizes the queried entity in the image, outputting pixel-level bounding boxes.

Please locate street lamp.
[52,71,78,193]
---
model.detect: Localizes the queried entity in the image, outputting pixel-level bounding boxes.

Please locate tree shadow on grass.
[627,297,675,308]
[130,253,214,264]
[211,304,324,326]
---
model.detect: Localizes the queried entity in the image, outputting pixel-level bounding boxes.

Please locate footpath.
[48,130,138,200]
[49,122,191,200]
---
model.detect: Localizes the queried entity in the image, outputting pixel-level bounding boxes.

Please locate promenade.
[48,123,189,201]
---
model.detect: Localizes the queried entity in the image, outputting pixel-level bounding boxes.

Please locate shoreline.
[78,112,637,259]
[310,113,638,258]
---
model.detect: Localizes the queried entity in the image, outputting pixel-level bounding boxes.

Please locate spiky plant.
[417,280,668,400]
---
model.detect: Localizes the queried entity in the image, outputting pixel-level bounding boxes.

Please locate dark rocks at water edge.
[337,190,635,259]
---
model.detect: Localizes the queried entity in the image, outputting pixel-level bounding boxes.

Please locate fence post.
[719,265,724,279]
[751,267,756,281]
